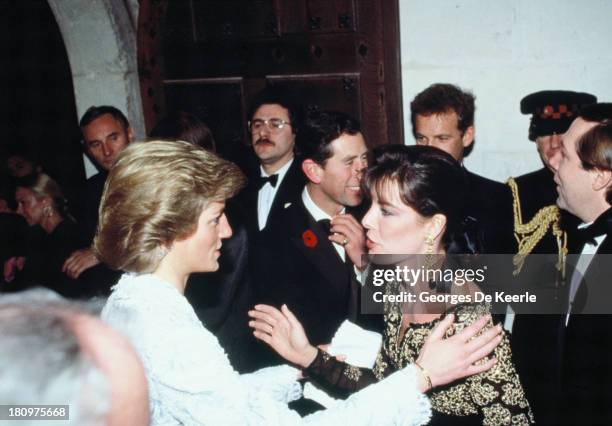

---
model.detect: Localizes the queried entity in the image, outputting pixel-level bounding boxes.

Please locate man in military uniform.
[507,90,596,424]
[508,91,597,271]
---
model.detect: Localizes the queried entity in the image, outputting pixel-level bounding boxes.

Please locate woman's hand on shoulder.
[414,314,502,392]
[249,304,318,368]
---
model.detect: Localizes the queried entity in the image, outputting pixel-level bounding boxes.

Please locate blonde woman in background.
[8,173,84,296]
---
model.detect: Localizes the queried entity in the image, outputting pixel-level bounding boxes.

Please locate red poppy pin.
[302,229,318,248]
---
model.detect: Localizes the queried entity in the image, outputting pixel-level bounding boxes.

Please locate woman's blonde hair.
[94,140,246,273]
[17,173,69,218]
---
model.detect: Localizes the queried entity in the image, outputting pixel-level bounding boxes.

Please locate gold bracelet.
[414,362,433,391]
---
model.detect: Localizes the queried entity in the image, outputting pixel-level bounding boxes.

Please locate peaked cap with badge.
[509,90,597,276]
[521,90,597,141]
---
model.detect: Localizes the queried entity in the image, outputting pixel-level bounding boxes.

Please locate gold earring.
[424,234,436,289]
[425,235,435,268]
[425,235,434,253]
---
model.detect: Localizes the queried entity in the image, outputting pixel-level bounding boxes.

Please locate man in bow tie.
[239,88,306,234]
[506,91,596,423]
[549,103,612,424]
[250,111,372,376]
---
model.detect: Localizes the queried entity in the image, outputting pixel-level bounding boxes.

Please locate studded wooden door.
[138,0,403,165]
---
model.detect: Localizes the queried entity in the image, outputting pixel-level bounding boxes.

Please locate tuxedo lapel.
[569,236,612,315]
[288,201,351,299]
[268,158,304,223]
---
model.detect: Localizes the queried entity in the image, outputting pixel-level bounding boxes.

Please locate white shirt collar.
[301,186,345,221]
[578,221,606,246]
[260,157,293,180]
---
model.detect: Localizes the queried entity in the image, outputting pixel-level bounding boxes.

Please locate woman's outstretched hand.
[414,314,502,392]
[248,304,318,368]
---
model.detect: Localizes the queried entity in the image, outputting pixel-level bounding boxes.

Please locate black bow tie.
[317,218,331,234]
[255,174,279,190]
[574,207,612,247]
[576,222,607,246]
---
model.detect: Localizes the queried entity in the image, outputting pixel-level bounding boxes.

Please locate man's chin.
[347,194,363,207]
[555,196,563,208]
[556,197,573,215]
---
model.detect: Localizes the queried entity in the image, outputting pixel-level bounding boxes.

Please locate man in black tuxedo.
[549,103,612,424]
[252,111,369,368]
[409,83,512,254]
[239,89,306,236]
[506,90,596,423]
[63,106,133,296]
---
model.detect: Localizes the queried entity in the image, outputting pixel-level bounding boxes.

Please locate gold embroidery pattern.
[512,413,533,425]
[501,382,525,407]
[379,303,533,424]
[482,403,512,425]
[343,365,362,382]
[372,352,388,381]
[430,383,478,416]
[470,381,500,407]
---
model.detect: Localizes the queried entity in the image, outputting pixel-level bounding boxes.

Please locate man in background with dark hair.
[410,83,512,254]
[149,110,216,152]
[0,177,30,287]
[252,111,369,372]
[62,106,133,285]
[239,88,306,235]
[549,103,612,424]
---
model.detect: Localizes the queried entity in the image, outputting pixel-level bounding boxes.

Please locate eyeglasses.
[248,118,292,133]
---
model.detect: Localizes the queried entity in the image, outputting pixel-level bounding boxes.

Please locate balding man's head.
[0,289,149,426]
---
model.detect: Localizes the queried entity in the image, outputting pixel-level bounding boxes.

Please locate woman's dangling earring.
[43,206,52,218]
[425,235,436,289]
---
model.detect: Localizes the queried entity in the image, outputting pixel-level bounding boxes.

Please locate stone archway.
[47,0,145,160]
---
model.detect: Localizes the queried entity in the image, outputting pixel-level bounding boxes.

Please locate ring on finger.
[342,237,349,246]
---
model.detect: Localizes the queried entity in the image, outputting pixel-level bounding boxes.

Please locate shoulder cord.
[507,178,567,278]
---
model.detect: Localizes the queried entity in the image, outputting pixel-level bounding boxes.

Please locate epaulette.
[507,178,567,277]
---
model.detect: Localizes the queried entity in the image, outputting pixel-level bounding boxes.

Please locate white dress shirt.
[565,222,605,325]
[258,158,294,230]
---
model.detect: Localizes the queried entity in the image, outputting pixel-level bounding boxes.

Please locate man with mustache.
[252,111,370,375]
[240,88,306,235]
